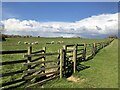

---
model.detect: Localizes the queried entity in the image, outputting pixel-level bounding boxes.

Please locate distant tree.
[108,35,118,39]
[0,34,6,41]
[76,36,81,38]
[38,36,40,38]
[26,35,29,38]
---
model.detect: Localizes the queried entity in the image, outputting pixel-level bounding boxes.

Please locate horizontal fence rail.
[1,50,28,90]
[24,52,59,57]
[24,59,59,66]
[0,50,27,54]
[0,59,27,65]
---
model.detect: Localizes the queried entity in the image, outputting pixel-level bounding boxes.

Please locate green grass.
[1,37,109,51]
[1,37,116,88]
[39,39,118,88]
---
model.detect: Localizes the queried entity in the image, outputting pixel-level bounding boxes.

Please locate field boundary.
[0,39,114,89]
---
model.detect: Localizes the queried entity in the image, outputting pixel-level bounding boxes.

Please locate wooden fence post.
[73,45,77,73]
[92,43,96,56]
[42,47,46,73]
[60,49,63,78]
[83,43,86,60]
[63,45,66,74]
[25,46,32,84]
[99,43,102,49]
[27,46,32,72]
[93,43,96,54]
[57,49,60,65]
[102,42,104,48]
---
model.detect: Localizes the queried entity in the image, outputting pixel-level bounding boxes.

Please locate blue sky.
[1,2,118,38]
[2,2,118,21]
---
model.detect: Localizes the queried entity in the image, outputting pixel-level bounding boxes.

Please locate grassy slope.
[42,39,118,88]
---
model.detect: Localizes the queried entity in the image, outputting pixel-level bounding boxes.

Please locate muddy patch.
[67,76,80,82]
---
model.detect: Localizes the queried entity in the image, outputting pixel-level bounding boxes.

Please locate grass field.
[39,39,118,88]
[1,37,117,88]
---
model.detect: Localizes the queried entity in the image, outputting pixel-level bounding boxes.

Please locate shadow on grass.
[64,57,90,78]
[63,46,106,78]
[76,57,90,72]
[84,47,103,62]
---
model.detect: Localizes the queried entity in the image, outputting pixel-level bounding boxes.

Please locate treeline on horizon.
[0,33,118,42]
[0,34,81,38]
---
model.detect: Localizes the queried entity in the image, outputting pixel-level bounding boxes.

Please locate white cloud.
[0,13,118,38]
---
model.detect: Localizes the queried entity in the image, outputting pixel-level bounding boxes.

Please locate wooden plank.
[1,70,24,77]
[66,44,75,47]
[77,44,84,46]
[96,42,101,44]
[31,56,44,62]
[24,59,59,66]
[77,52,83,56]
[66,50,74,53]
[0,59,27,65]
[0,50,27,54]
[1,81,26,90]
[73,46,77,73]
[77,49,84,51]
[60,49,63,78]
[63,45,66,72]
[77,56,82,59]
[93,43,96,54]
[32,50,45,54]
[30,64,40,69]
[23,70,42,80]
[24,52,59,57]
[26,75,59,88]
[41,47,46,73]
[83,43,87,59]
[24,70,59,80]
[67,55,73,58]
[1,78,24,87]
[86,54,93,59]
[67,47,74,50]
[24,66,59,74]
[27,46,32,74]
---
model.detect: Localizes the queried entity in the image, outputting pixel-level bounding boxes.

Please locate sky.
[0,2,119,38]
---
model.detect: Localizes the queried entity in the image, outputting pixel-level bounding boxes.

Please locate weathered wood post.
[101,42,104,48]
[73,45,77,73]
[25,46,32,84]
[57,49,60,66]
[99,43,101,49]
[34,47,46,83]
[63,45,67,75]
[92,43,94,56]
[60,49,63,78]
[42,47,46,73]
[92,43,96,56]
[27,46,32,72]
[83,43,87,60]
[93,43,96,54]
[102,42,104,48]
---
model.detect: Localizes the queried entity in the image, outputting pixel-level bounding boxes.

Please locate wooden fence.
[0,50,28,89]
[0,39,114,89]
